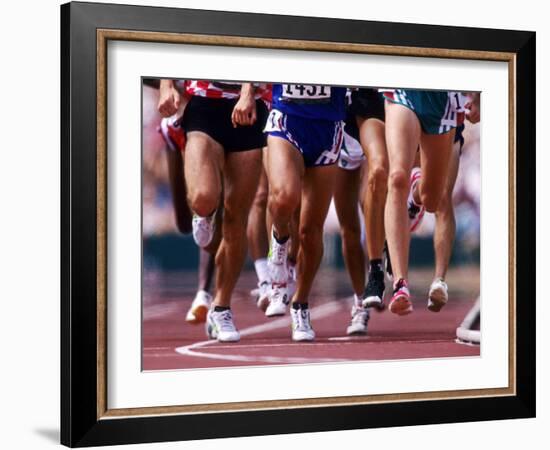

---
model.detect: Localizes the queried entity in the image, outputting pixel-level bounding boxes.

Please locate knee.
[387,169,409,193]
[421,191,442,213]
[221,208,247,242]
[251,187,268,212]
[299,224,324,250]
[367,165,388,195]
[269,187,299,219]
[340,223,361,247]
[188,188,219,217]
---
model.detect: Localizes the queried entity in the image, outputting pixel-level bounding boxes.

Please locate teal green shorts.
[383,89,463,135]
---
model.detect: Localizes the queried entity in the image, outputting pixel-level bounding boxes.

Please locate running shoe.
[265,283,289,317]
[206,308,240,342]
[383,241,393,282]
[362,269,385,310]
[192,212,216,248]
[389,278,413,316]
[291,306,315,341]
[185,289,212,324]
[346,297,370,335]
[428,278,449,312]
[408,168,426,232]
[267,229,290,284]
[256,280,271,312]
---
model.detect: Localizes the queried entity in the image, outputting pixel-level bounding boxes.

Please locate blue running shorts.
[264,109,344,168]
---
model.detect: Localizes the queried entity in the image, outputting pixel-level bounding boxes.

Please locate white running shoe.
[347,296,370,335]
[256,280,271,312]
[206,308,240,342]
[291,306,315,341]
[192,213,216,248]
[185,290,212,324]
[267,229,289,284]
[408,168,426,232]
[389,278,413,316]
[428,278,448,312]
[265,283,289,317]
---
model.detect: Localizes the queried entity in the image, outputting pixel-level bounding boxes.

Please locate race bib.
[281,84,331,102]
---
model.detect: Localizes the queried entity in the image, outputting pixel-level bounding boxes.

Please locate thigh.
[419,129,455,198]
[384,101,421,175]
[184,131,224,193]
[359,117,388,171]
[266,135,304,199]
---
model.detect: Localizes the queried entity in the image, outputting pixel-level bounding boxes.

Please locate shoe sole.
[217,335,240,342]
[389,296,413,315]
[292,334,315,342]
[346,328,367,336]
[428,288,448,312]
[363,295,385,311]
[187,304,208,324]
[265,308,286,317]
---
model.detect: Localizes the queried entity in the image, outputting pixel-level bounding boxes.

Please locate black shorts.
[344,88,385,141]
[182,96,268,152]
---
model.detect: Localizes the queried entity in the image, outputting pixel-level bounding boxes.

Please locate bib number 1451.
[282,84,331,100]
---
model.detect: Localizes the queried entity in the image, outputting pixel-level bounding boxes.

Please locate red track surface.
[142,268,480,371]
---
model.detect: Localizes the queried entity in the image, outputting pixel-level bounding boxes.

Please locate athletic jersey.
[185,80,271,100]
[271,84,346,121]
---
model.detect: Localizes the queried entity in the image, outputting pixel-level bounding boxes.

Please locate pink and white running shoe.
[389,278,413,316]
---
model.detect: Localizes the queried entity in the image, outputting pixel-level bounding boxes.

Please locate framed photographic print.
[61,1,535,447]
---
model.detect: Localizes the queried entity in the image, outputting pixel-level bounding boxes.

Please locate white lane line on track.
[174,302,346,364]
[202,338,457,350]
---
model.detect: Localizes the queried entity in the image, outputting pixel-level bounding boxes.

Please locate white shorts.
[338,131,365,170]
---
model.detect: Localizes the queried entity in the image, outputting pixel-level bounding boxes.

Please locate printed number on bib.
[282,84,331,103]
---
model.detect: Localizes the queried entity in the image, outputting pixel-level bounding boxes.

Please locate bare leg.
[384,102,420,282]
[213,149,263,307]
[184,131,224,217]
[418,130,455,213]
[165,147,192,234]
[247,166,269,261]
[433,142,461,279]
[294,164,337,303]
[197,248,215,292]
[358,117,388,261]
[266,136,304,240]
[333,166,364,296]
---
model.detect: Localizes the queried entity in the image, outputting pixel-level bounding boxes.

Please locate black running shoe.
[383,241,393,282]
[362,269,385,310]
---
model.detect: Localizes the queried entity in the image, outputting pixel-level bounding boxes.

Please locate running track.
[142,268,480,371]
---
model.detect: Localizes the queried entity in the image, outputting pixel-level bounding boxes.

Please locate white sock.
[254,258,270,284]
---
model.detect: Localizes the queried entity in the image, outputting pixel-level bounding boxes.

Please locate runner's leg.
[333,166,364,296]
[293,164,337,304]
[213,149,263,307]
[384,102,420,282]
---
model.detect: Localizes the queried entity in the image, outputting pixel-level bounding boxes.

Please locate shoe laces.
[216,309,236,331]
[393,278,408,294]
[350,306,369,324]
[294,308,311,331]
[271,284,288,304]
[195,215,212,231]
